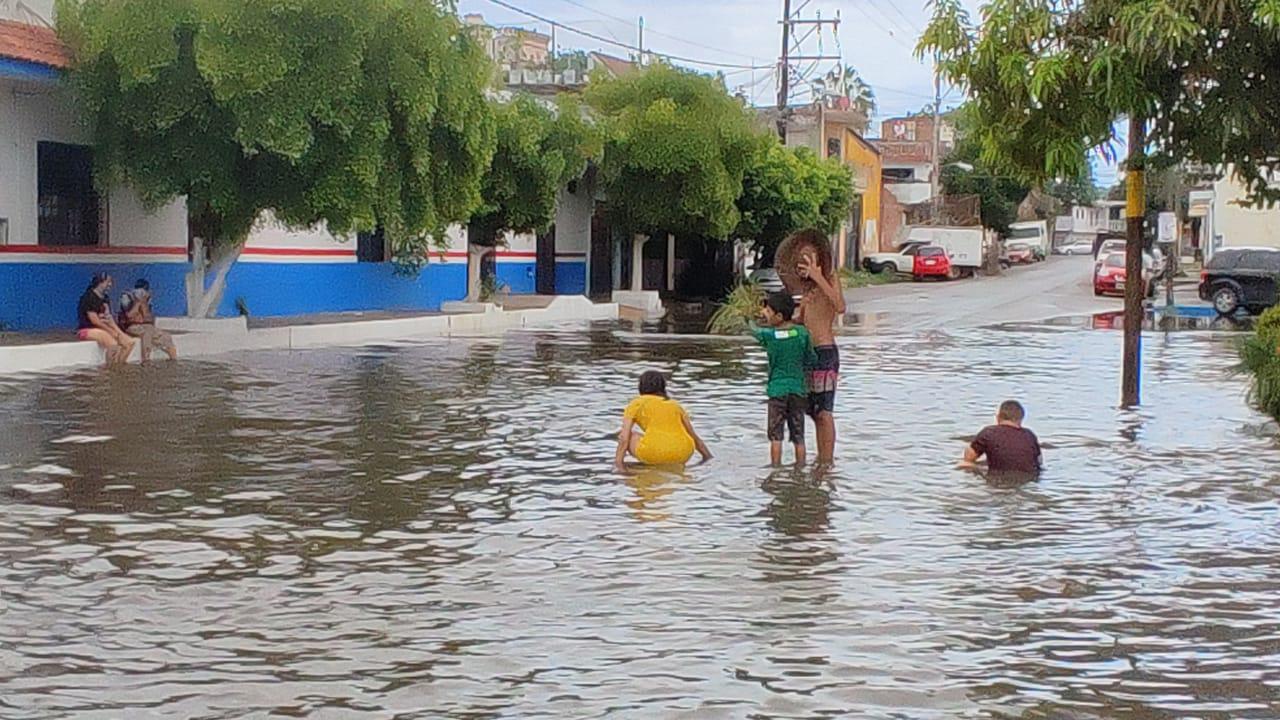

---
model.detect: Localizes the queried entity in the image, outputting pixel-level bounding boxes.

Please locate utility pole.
[775,1,840,142]
[1122,116,1146,407]
[638,16,645,66]
[931,68,942,200]
[776,0,792,139]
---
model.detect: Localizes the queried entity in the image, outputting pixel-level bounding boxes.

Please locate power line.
[843,2,915,50]
[481,0,773,70]
[872,0,922,37]
[545,0,761,63]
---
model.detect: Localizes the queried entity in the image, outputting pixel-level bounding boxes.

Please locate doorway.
[589,212,613,299]
[536,226,556,294]
[845,195,863,269]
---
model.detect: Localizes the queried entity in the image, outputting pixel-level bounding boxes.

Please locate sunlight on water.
[1,323,1278,718]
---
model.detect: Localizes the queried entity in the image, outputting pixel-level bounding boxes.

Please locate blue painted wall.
[0,263,190,332]
[555,262,586,295]
[0,260,470,331]
[494,262,537,295]
[217,262,467,318]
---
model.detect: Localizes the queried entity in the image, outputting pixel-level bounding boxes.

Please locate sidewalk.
[0,296,617,376]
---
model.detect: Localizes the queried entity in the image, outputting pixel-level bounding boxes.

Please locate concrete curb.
[0,296,618,376]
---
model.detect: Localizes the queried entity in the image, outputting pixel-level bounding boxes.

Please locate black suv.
[1199,247,1280,316]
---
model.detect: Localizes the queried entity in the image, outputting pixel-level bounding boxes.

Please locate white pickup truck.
[862,241,932,275]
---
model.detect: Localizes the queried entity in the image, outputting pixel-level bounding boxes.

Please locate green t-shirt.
[752,324,816,398]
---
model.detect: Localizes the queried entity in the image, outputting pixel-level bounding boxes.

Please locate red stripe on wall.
[0,244,186,255]
[440,250,540,259]
[240,247,356,257]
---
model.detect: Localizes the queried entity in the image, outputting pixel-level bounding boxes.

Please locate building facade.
[1,6,590,332]
[1196,170,1280,260]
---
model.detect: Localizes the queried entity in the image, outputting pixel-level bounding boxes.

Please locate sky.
[457,0,1119,186]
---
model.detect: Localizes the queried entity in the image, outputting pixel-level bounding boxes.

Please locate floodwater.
[1,322,1279,718]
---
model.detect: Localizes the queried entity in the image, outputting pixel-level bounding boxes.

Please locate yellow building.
[840,129,883,270]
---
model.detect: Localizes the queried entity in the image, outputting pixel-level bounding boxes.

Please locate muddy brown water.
[1,323,1278,718]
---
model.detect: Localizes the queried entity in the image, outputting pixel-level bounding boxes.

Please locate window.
[1242,250,1280,273]
[1207,250,1243,270]
[920,246,945,257]
[38,142,104,247]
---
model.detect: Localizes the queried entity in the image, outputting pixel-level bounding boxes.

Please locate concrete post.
[467,244,494,302]
[631,234,647,292]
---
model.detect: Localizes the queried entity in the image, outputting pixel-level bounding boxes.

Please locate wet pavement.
[1,316,1278,718]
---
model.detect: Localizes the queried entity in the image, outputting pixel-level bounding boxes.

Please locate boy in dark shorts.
[961,400,1043,475]
[753,292,816,466]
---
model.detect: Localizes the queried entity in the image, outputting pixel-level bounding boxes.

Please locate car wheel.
[1212,286,1241,316]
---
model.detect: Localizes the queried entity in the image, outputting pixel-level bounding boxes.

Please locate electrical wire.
[481,0,773,70]
[545,0,762,63]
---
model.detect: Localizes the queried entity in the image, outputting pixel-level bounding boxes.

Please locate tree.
[735,137,853,261]
[818,65,876,132]
[920,0,1280,405]
[585,64,759,241]
[940,106,1031,234]
[469,95,601,247]
[58,0,496,317]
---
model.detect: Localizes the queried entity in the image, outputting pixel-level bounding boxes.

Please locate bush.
[1237,305,1280,422]
[708,282,765,335]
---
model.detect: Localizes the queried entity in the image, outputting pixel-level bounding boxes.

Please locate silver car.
[748,267,785,294]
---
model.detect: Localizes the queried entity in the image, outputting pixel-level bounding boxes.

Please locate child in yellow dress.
[613,371,712,471]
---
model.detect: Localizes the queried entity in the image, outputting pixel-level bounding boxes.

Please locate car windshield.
[1103,254,1125,268]
[1008,244,1029,251]
[1008,227,1040,239]
[920,247,945,257]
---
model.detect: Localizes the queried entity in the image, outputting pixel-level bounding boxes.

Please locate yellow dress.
[624,395,696,466]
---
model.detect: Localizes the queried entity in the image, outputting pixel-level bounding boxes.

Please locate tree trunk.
[466,244,493,302]
[185,236,245,318]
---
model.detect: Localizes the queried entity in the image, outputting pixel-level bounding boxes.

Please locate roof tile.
[0,19,71,70]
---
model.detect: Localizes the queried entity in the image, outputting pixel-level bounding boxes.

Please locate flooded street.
[2,313,1279,718]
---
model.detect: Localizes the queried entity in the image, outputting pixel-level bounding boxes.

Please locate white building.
[0,3,592,331]
[1194,169,1280,261]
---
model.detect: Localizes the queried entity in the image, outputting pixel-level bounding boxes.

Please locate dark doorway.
[589,212,612,299]
[357,227,386,262]
[536,225,556,294]
[845,195,864,269]
[38,142,103,247]
[642,236,667,291]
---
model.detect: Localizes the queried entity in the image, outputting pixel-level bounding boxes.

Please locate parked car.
[913,245,952,281]
[1060,241,1095,255]
[1094,252,1154,297]
[1198,247,1280,316]
[748,266,785,294]
[863,241,932,274]
[1005,242,1036,265]
[1097,238,1126,258]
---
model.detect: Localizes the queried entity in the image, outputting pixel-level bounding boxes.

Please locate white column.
[631,234,647,292]
[467,244,493,302]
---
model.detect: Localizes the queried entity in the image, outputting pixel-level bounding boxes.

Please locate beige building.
[1197,169,1280,260]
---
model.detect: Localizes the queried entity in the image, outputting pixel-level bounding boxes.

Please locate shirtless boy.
[792,231,845,465]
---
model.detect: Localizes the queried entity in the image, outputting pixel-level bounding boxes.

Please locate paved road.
[843,256,1121,331]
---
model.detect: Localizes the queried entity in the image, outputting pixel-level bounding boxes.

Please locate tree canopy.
[585,64,759,240]
[735,138,853,258]
[919,0,1280,206]
[57,0,497,268]
[469,95,602,246]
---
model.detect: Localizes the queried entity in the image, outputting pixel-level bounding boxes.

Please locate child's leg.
[770,441,782,466]
[627,431,644,460]
[767,398,785,465]
[787,395,807,466]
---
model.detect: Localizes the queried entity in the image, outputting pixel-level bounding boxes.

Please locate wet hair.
[997,400,1026,423]
[135,279,150,291]
[763,291,796,321]
[638,370,668,398]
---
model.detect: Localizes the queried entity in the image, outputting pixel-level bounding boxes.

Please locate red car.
[1094,252,1153,297]
[913,246,952,280]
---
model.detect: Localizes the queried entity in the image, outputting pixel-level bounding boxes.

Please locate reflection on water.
[2,324,1279,718]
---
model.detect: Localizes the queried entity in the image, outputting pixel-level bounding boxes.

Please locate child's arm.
[681,413,713,464]
[614,418,635,471]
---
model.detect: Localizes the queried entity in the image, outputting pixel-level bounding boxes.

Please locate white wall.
[1212,173,1280,252]
[555,184,591,256]
[886,182,932,205]
[0,78,186,250]
[0,0,55,23]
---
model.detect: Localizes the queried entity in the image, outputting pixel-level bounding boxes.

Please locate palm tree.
[819,65,876,133]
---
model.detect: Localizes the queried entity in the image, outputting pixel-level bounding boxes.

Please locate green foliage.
[1237,306,1280,422]
[586,64,759,240]
[919,0,1280,207]
[940,105,1031,234]
[839,268,900,288]
[470,94,602,246]
[707,281,764,335]
[735,137,854,258]
[478,274,508,303]
[58,0,497,267]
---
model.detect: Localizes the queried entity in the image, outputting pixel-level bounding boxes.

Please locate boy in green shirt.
[752,292,817,466]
